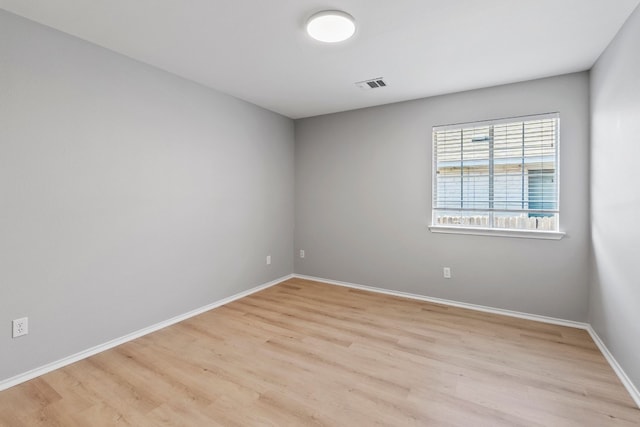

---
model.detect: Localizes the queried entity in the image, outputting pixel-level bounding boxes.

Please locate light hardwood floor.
[1,278,638,426]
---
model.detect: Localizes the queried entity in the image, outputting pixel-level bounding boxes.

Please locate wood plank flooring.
[1,278,638,426]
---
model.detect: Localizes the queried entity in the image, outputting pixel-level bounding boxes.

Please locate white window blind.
[432,113,559,232]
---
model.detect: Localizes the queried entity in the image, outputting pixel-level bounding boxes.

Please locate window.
[431,113,561,237]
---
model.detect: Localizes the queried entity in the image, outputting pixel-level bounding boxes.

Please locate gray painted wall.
[295,73,590,321]
[590,5,640,391]
[0,11,294,381]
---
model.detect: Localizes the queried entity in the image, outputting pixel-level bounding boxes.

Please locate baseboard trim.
[293,274,640,409]
[4,273,638,409]
[0,274,293,392]
[293,274,588,329]
[587,326,640,408]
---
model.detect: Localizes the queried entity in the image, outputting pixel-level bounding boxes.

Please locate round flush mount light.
[306,10,356,43]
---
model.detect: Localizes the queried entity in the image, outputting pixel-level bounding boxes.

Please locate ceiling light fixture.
[306,10,356,43]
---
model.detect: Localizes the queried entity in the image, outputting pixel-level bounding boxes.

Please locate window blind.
[432,113,559,232]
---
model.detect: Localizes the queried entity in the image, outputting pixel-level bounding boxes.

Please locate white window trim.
[429,225,565,240]
[431,112,561,237]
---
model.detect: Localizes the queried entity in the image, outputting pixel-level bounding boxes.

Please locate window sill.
[428,225,565,240]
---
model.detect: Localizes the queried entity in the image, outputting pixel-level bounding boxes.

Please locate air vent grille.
[356,77,388,90]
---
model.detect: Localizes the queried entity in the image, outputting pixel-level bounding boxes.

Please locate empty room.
[1,1,639,425]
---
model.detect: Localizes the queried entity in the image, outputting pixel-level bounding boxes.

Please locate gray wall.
[295,73,590,321]
[590,5,640,391]
[0,11,294,381]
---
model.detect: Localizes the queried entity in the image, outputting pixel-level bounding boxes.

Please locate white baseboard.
[587,326,640,408]
[293,274,640,409]
[0,274,293,392]
[4,272,638,410]
[293,274,588,329]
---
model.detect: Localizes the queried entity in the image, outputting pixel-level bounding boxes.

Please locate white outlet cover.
[12,317,28,338]
[300,250,305,258]
[266,255,271,265]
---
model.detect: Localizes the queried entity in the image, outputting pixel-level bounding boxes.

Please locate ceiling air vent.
[355,77,388,90]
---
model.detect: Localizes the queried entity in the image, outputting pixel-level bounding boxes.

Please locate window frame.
[429,113,565,240]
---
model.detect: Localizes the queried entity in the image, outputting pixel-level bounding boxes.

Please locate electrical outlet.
[266,255,271,265]
[443,267,451,279]
[300,249,305,258]
[12,317,28,338]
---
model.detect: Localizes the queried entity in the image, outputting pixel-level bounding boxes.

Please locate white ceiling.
[2,0,639,118]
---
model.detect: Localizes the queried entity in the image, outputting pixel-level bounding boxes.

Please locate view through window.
[432,113,559,232]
